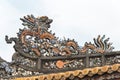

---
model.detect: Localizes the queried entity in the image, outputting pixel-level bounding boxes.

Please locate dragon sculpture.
[80,35,114,53]
[0,15,117,79]
[5,15,80,72]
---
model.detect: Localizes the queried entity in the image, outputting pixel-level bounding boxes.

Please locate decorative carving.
[0,14,120,79]
[80,35,114,53]
[42,59,84,70]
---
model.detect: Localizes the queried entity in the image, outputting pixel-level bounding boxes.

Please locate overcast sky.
[0,0,120,61]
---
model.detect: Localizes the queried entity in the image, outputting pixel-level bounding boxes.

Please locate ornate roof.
[0,15,120,80]
[15,64,120,80]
